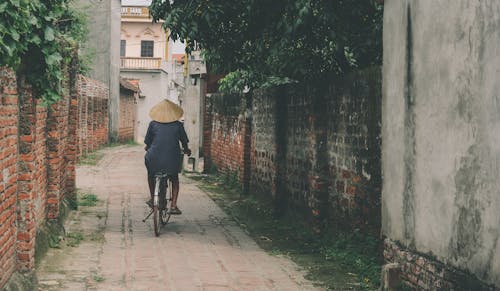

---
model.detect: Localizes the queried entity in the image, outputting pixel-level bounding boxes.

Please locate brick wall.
[251,90,278,198]
[76,75,109,158]
[205,94,251,186]
[325,69,381,231]
[0,65,110,288]
[118,89,136,142]
[0,68,19,288]
[383,239,495,290]
[204,68,381,233]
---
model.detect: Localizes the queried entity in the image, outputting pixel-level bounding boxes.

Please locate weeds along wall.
[0,66,109,289]
[204,68,382,233]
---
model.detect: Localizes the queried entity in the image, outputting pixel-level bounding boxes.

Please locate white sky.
[121,0,152,6]
[171,41,186,54]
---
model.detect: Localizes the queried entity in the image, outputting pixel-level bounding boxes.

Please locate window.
[141,40,154,57]
[120,40,126,57]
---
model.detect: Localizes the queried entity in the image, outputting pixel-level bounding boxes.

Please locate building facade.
[120,0,206,172]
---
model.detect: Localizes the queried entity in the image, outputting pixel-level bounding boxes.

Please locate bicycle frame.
[142,172,173,236]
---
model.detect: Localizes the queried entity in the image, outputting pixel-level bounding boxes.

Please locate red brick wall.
[203,68,381,233]
[76,75,109,159]
[17,81,40,271]
[0,66,110,288]
[0,68,19,288]
[118,90,136,141]
[383,239,495,290]
[34,102,48,226]
[209,114,249,181]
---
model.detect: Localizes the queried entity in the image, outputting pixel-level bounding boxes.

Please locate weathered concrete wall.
[382,0,500,288]
[120,70,168,143]
[182,78,204,172]
[75,0,120,141]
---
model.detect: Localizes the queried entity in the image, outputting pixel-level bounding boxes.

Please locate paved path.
[37,146,319,290]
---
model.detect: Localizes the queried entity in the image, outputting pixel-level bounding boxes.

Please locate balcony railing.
[121,6,149,18]
[120,57,161,70]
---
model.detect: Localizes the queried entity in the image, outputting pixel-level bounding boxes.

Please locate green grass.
[78,193,98,207]
[106,140,138,147]
[66,232,84,247]
[188,172,382,290]
[77,140,138,166]
[78,152,104,166]
[93,274,105,282]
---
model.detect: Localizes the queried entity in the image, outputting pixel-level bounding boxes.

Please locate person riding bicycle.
[144,99,191,215]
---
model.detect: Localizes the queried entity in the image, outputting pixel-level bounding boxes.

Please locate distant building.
[120,0,181,142]
[120,1,206,173]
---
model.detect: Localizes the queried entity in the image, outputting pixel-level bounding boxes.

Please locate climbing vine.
[0,0,87,104]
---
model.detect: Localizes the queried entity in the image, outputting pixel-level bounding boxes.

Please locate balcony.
[121,6,150,18]
[120,57,162,70]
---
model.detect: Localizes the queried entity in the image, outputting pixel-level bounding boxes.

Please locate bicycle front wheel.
[153,205,160,236]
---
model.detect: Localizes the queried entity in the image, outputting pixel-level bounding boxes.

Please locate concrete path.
[37,146,319,290]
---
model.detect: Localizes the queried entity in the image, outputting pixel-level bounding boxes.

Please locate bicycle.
[142,171,173,236]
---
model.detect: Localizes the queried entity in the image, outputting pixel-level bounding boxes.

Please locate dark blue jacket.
[144,121,189,175]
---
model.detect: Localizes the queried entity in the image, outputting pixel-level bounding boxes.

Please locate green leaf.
[45,52,63,66]
[44,27,55,41]
[10,0,20,8]
[29,35,42,45]
[0,2,8,13]
[9,29,20,41]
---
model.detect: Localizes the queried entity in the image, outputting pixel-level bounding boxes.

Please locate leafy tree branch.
[0,0,88,104]
[150,0,383,92]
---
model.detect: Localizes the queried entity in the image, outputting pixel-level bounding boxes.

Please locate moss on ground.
[188,172,382,290]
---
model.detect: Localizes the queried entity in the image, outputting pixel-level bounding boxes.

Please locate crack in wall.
[402,2,416,248]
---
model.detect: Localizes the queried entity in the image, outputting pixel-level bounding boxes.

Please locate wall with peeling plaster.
[382,0,500,287]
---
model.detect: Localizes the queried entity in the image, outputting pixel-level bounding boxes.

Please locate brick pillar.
[202,95,213,172]
[79,91,87,158]
[66,58,78,196]
[87,95,94,151]
[0,68,20,285]
[242,92,253,194]
[17,81,37,271]
[46,95,70,220]
[309,89,329,233]
[274,88,288,216]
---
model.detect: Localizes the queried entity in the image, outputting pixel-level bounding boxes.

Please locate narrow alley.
[36,146,319,290]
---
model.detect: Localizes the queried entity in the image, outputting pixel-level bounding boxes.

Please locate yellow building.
[120,4,169,69]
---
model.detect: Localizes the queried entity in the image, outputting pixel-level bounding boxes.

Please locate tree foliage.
[0,0,87,104]
[150,0,383,91]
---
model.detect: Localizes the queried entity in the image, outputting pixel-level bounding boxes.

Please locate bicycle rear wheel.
[153,205,160,236]
[161,179,172,225]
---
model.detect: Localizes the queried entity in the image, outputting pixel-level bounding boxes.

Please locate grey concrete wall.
[109,0,121,141]
[181,77,204,171]
[75,0,121,141]
[382,0,500,286]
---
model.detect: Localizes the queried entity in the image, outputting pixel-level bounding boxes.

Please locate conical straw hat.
[149,99,184,123]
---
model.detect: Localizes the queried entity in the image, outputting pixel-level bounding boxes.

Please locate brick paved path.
[37,146,319,290]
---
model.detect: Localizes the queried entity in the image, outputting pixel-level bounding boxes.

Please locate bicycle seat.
[154,170,172,178]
